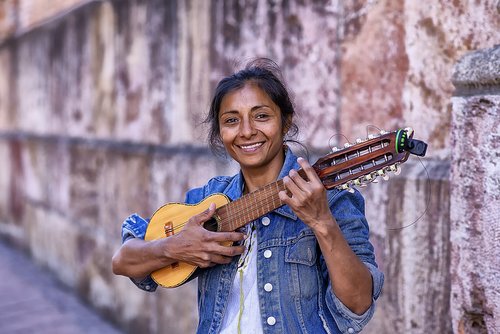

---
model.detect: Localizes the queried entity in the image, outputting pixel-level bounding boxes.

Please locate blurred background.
[0,0,499,333]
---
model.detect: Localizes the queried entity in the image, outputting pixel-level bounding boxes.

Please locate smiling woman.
[112,58,383,334]
[218,83,287,192]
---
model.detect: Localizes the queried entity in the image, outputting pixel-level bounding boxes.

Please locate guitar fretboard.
[215,180,287,232]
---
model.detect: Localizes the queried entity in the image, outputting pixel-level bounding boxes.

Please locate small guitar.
[145,127,427,288]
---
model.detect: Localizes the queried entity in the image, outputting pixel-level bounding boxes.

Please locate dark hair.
[205,58,298,156]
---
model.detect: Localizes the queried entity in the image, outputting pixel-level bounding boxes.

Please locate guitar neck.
[211,127,425,233]
[214,170,310,232]
[215,179,286,232]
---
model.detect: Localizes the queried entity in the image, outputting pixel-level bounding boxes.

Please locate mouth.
[237,142,264,152]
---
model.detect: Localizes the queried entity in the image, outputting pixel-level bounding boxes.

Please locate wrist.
[311,217,341,239]
[155,237,177,266]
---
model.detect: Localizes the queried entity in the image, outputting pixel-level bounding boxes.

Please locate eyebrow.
[220,105,271,116]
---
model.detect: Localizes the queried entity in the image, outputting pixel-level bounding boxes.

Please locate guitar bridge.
[164,221,179,268]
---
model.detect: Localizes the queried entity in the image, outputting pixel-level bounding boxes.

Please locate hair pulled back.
[206,58,298,156]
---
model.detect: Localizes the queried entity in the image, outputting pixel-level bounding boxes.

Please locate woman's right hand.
[163,203,246,268]
[112,203,246,279]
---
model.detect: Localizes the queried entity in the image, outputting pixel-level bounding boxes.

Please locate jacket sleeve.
[322,188,384,334]
[120,213,159,292]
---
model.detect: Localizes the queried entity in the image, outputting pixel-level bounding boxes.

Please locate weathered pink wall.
[450,46,500,334]
[0,1,499,333]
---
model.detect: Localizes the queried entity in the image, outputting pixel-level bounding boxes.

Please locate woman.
[112,58,383,334]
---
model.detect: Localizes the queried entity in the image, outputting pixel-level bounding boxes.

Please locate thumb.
[193,203,216,225]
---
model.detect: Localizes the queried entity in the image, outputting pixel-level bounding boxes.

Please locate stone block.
[450,45,500,334]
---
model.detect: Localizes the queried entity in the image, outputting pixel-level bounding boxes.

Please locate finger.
[297,157,322,185]
[282,175,306,202]
[288,169,310,192]
[191,203,217,225]
[210,244,246,257]
[278,186,302,210]
[206,231,246,243]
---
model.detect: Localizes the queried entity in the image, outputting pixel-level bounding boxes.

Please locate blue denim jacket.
[121,149,384,334]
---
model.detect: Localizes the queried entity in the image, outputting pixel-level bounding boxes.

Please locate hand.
[166,203,246,268]
[278,157,335,231]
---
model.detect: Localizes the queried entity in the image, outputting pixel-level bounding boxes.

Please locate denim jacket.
[121,149,384,334]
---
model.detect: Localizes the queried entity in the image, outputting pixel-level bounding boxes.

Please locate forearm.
[112,238,175,280]
[313,219,373,315]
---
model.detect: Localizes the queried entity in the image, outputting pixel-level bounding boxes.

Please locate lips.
[237,142,264,152]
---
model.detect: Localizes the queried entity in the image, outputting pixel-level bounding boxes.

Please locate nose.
[240,118,256,138]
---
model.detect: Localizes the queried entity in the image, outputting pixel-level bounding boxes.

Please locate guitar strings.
[328,133,352,151]
[164,181,285,234]
[387,156,431,231]
[162,126,429,234]
[218,182,285,229]
[364,124,429,230]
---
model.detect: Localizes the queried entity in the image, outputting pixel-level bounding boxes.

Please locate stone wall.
[0,1,499,333]
[450,46,500,334]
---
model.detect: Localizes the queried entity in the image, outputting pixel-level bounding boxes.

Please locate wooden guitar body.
[144,193,230,288]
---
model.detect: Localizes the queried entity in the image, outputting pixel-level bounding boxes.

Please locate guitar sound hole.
[203,218,219,232]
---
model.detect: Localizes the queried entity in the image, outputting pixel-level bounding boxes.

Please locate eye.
[255,113,270,120]
[223,117,238,124]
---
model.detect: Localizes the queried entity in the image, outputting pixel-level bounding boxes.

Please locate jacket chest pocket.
[284,233,319,298]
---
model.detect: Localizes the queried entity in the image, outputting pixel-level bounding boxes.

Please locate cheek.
[219,129,233,148]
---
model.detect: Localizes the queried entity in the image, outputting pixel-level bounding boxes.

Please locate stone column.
[450,45,500,333]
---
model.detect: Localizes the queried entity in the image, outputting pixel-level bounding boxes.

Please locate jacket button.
[264,283,273,292]
[261,217,270,226]
[264,250,272,258]
[267,316,276,326]
[347,328,355,333]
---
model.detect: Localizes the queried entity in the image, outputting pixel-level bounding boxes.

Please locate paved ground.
[0,239,123,334]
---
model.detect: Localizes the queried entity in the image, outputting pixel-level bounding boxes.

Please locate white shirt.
[220,222,263,334]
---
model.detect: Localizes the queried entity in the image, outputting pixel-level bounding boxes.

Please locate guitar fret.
[252,188,260,220]
[271,183,276,211]
[228,205,232,231]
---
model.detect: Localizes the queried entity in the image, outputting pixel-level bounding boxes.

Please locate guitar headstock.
[313,127,427,192]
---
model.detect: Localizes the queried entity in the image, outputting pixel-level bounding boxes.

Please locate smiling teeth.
[240,143,262,149]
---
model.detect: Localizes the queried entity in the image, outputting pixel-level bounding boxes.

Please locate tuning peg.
[340,182,355,193]
[394,164,401,175]
[388,164,401,175]
[404,127,414,136]
[380,169,391,181]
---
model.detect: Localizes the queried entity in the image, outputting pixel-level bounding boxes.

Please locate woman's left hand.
[278,157,335,231]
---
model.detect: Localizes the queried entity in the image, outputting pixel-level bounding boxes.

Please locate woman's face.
[218,83,287,174]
